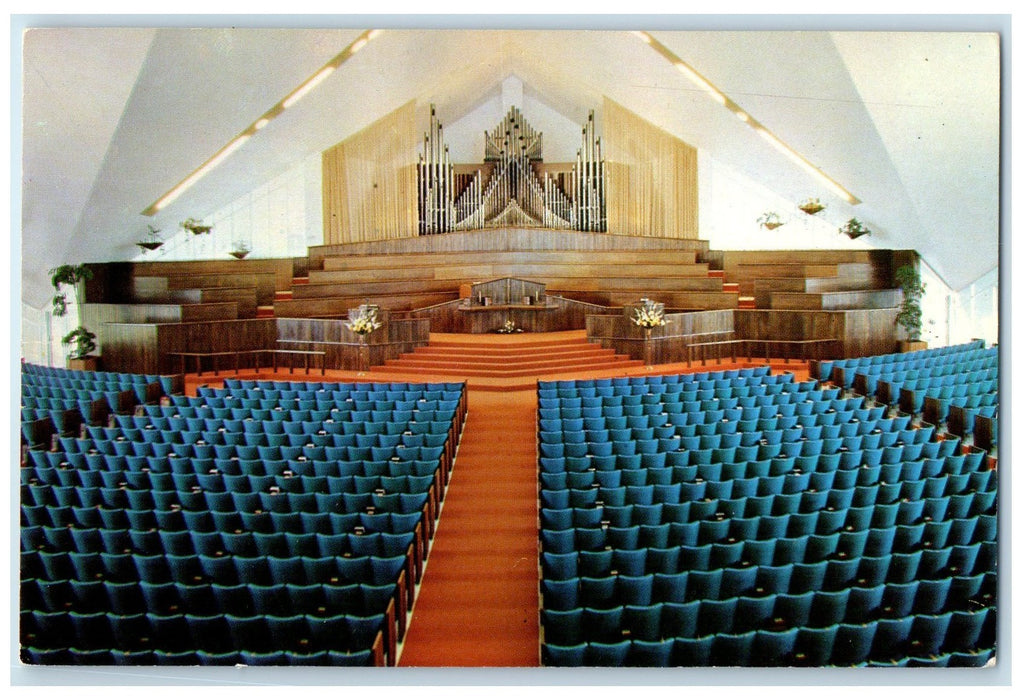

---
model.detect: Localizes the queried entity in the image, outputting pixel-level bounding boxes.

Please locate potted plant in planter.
[798,197,826,215]
[839,218,871,240]
[49,264,99,369]
[62,327,99,370]
[229,241,252,260]
[181,217,213,235]
[757,212,785,230]
[136,224,164,252]
[894,264,927,352]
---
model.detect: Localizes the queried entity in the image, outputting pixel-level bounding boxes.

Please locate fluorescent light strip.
[282,65,336,109]
[634,31,860,206]
[144,29,381,216]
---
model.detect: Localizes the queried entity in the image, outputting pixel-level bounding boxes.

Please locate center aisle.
[397,389,541,667]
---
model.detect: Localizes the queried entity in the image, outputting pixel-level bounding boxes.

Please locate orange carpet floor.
[397,390,540,666]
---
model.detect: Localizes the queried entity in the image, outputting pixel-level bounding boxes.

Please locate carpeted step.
[404,345,619,361]
[378,358,644,378]
[707,270,725,279]
[255,305,276,318]
[738,296,757,309]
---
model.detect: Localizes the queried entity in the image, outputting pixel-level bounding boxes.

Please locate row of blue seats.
[541,583,995,642]
[222,378,463,392]
[538,410,910,440]
[23,524,417,561]
[79,426,448,451]
[21,645,375,667]
[22,577,399,617]
[21,609,384,661]
[23,483,431,516]
[538,366,772,390]
[537,400,874,425]
[152,402,458,423]
[540,384,819,407]
[542,617,994,667]
[174,392,461,411]
[815,340,987,380]
[855,370,996,398]
[51,432,446,459]
[199,386,462,404]
[24,465,437,496]
[539,486,996,539]
[840,355,998,393]
[23,452,443,483]
[538,374,802,399]
[22,503,424,536]
[22,547,411,587]
[22,362,170,383]
[540,516,997,578]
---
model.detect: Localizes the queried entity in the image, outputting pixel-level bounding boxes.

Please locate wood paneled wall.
[734,309,900,358]
[309,227,708,269]
[276,317,430,369]
[587,309,735,365]
[602,98,699,239]
[410,296,605,334]
[322,100,418,245]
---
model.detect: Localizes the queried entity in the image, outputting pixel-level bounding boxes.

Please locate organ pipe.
[417,104,605,234]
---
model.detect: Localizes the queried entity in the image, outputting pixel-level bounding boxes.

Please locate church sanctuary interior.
[14,20,1004,680]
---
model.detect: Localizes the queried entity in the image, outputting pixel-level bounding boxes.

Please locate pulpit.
[458,278,558,333]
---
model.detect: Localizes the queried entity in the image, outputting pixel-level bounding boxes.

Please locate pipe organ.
[418,105,606,234]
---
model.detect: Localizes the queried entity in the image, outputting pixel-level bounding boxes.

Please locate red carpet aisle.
[397,389,541,666]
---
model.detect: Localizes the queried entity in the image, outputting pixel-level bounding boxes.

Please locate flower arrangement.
[757,212,784,230]
[345,306,382,336]
[632,299,668,329]
[798,198,825,215]
[839,218,871,240]
[495,318,523,334]
[181,217,213,235]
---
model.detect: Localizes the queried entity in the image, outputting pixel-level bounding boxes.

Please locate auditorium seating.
[537,362,997,667]
[20,363,184,451]
[816,341,999,452]
[19,373,466,666]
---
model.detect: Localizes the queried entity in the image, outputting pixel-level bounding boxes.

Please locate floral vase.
[357,333,369,376]
[643,327,653,369]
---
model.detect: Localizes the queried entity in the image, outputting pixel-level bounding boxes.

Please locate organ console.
[418,105,606,234]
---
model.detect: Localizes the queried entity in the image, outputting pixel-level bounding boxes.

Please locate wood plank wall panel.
[733,308,900,359]
[98,324,160,375]
[603,98,699,239]
[322,100,418,246]
[276,317,430,369]
[321,249,700,270]
[84,302,239,325]
[309,227,709,268]
[131,258,296,292]
[587,309,735,364]
[408,297,604,333]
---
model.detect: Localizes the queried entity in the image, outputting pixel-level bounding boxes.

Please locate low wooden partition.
[100,319,278,375]
[275,317,431,370]
[410,295,606,333]
[734,308,900,359]
[587,309,736,365]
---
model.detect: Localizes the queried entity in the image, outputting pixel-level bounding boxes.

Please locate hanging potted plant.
[798,197,826,215]
[228,241,252,260]
[181,217,213,235]
[839,218,871,240]
[49,264,99,369]
[894,264,927,352]
[757,212,785,230]
[136,224,164,252]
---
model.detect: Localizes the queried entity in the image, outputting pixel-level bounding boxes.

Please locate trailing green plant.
[62,326,97,360]
[798,197,825,215]
[757,212,784,230]
[894,264,926,341]
[181,217,213,235]
[839,218,871,240]
[49,264,93,318]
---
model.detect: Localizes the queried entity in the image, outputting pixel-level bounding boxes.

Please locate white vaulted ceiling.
[18,23,1002,308]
